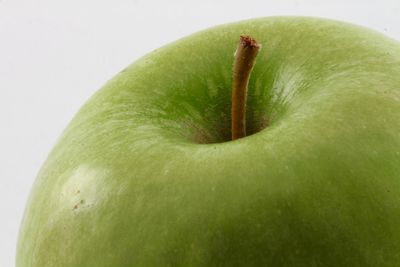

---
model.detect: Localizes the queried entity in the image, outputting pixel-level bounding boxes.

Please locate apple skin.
[17,17,400,266]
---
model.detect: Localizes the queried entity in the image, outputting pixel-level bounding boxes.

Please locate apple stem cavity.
[231,35,261,140]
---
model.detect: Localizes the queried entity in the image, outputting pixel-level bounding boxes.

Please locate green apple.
[17,17,400,266]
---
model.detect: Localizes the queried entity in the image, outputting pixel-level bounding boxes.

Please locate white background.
[1,0,400,266]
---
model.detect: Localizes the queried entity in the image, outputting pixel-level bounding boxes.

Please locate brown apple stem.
[231,35,261,140]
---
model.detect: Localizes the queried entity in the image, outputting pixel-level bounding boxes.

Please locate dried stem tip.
[240,35,261,49]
